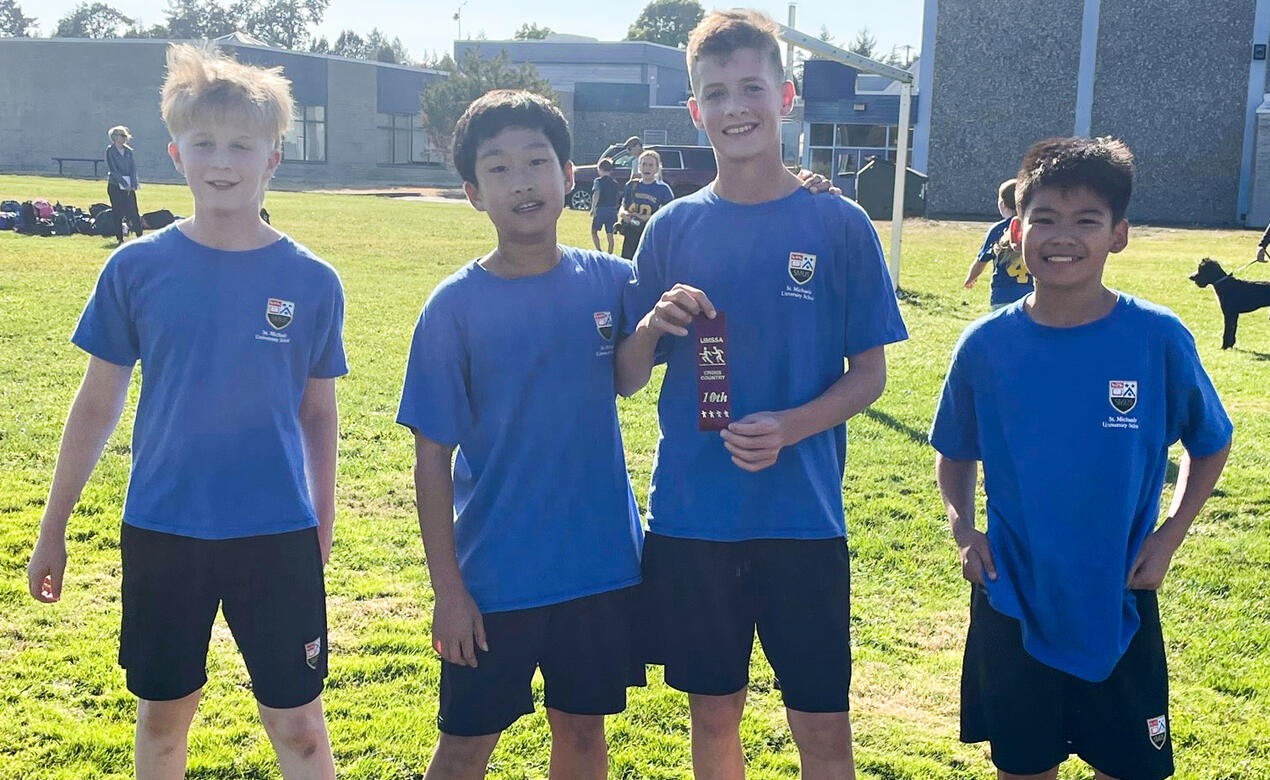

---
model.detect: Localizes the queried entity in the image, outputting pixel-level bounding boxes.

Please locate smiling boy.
[397,90,643,779]
[615,10,907,779]
[26,44,344,779]
[931,137,1232,780]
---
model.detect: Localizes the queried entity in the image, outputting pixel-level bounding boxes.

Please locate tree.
[420,48,555,158]
[163,0,236,39]
[232,0,329,50]
[513,22,551,40]
[849,27,878,60]
[331,29,366,58]
[625,0,702,48]
[365,27,408,64]
[0,0,36,36]
[55,2,134,38]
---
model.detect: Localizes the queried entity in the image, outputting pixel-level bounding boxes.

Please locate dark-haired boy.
[397,89,643,779]
[931,136,1232,780]
[590,157,620,253]
[963,178,1032,310]
[616,9,907,779]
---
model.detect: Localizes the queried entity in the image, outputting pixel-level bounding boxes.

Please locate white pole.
[889,81,912,291]
[786,3,797,81]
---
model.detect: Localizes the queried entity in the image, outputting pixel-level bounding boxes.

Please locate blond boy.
[26,44,345,779]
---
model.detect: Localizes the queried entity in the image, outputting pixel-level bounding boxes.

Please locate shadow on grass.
[1234,347,1270,361]
[862,408,929,447]
[895,287,980,322]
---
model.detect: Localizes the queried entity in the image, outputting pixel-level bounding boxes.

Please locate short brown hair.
[161,44,293,147]
[598,157,614,172]
[997,178,1017,211]
[686,9,784,93]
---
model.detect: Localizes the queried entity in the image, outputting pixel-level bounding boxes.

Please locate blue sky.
[34,0,926,64]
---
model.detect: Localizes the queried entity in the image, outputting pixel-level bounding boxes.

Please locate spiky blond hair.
[160,44,293,146]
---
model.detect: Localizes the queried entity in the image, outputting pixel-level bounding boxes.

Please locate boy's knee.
[136,692,200,742]
[689,691,746,739]
[260,703,327,758]
[788,712,850,762]
[546,710,606,753]
[431,733,500,771]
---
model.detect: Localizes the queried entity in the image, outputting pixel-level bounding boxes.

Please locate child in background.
[963,178,1032,310]
[590,157,620,253]
[618,149,674,259]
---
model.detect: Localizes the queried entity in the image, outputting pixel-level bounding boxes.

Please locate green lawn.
[1,174,1268,779]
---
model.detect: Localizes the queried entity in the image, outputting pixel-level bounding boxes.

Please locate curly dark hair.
[1015,136,1135,222]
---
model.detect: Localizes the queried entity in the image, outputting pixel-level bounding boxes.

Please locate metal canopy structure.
[777,23,914,290]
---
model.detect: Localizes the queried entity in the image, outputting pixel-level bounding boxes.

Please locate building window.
[809,123,835,147]
[838,124,887,148]
[283,104,326,163]
[377,113,440,165]
[643,130,668,144]
[810,148,832,177]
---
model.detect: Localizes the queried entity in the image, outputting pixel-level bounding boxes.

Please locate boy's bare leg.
[688,690,746,780]
[135,690,201,780]
[606,232,614,254]
[591,229,602,251]
[257,696,335,779]
[546,708,608,780]
[999,769,1059,780]
[425,732,501,780]
[787,709,855,780]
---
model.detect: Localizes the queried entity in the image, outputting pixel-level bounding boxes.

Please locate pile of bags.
[0,197,176,238]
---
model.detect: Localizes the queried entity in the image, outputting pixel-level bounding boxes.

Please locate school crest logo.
[788,252,817,285]
[304,637,322,670]
[593,311,614,340]
[1109,380,1138,414]
[266,298,294,330]
[1147,715,1168,750]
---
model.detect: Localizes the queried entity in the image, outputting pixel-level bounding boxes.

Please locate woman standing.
[105,126,143,243]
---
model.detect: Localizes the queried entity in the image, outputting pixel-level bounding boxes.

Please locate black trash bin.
[855,156,928,220]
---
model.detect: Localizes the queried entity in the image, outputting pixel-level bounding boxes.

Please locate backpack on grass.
[141,209,174,229]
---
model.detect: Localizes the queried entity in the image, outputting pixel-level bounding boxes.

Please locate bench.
[52,157,103,177]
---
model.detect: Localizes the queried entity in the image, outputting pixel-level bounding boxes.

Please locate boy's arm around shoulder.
[412,433,487,668]
[299,378,338,565]
[28,356,133,603]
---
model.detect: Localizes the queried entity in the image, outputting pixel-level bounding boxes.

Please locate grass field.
[1,173,1268,779]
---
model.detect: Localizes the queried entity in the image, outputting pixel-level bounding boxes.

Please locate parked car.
[568,144,717,210]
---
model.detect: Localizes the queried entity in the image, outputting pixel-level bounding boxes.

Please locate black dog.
[1190,258,1270,349]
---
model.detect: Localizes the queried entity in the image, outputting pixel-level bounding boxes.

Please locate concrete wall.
[926,0,1083,217]
[0,38,458,189]
[1091,0,1252,225]
[927,0,1255,225]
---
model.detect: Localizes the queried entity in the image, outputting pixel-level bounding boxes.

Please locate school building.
[453,37,704,165]
[0,35,450,189]
[914,0,1270,227]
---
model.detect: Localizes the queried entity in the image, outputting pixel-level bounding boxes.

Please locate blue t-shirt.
[396,247,642,613]
[592,175,620,209]
[976,217,1032,305]
[71,225,348,540]
[623,179,675,223]
[929,295,1232,681]
[622,187,908,541]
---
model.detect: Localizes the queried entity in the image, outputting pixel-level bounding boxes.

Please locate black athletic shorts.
[639,532,851,713]
[119,524,327,710]
[437,585,646,737]
[961,585,1173,780]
